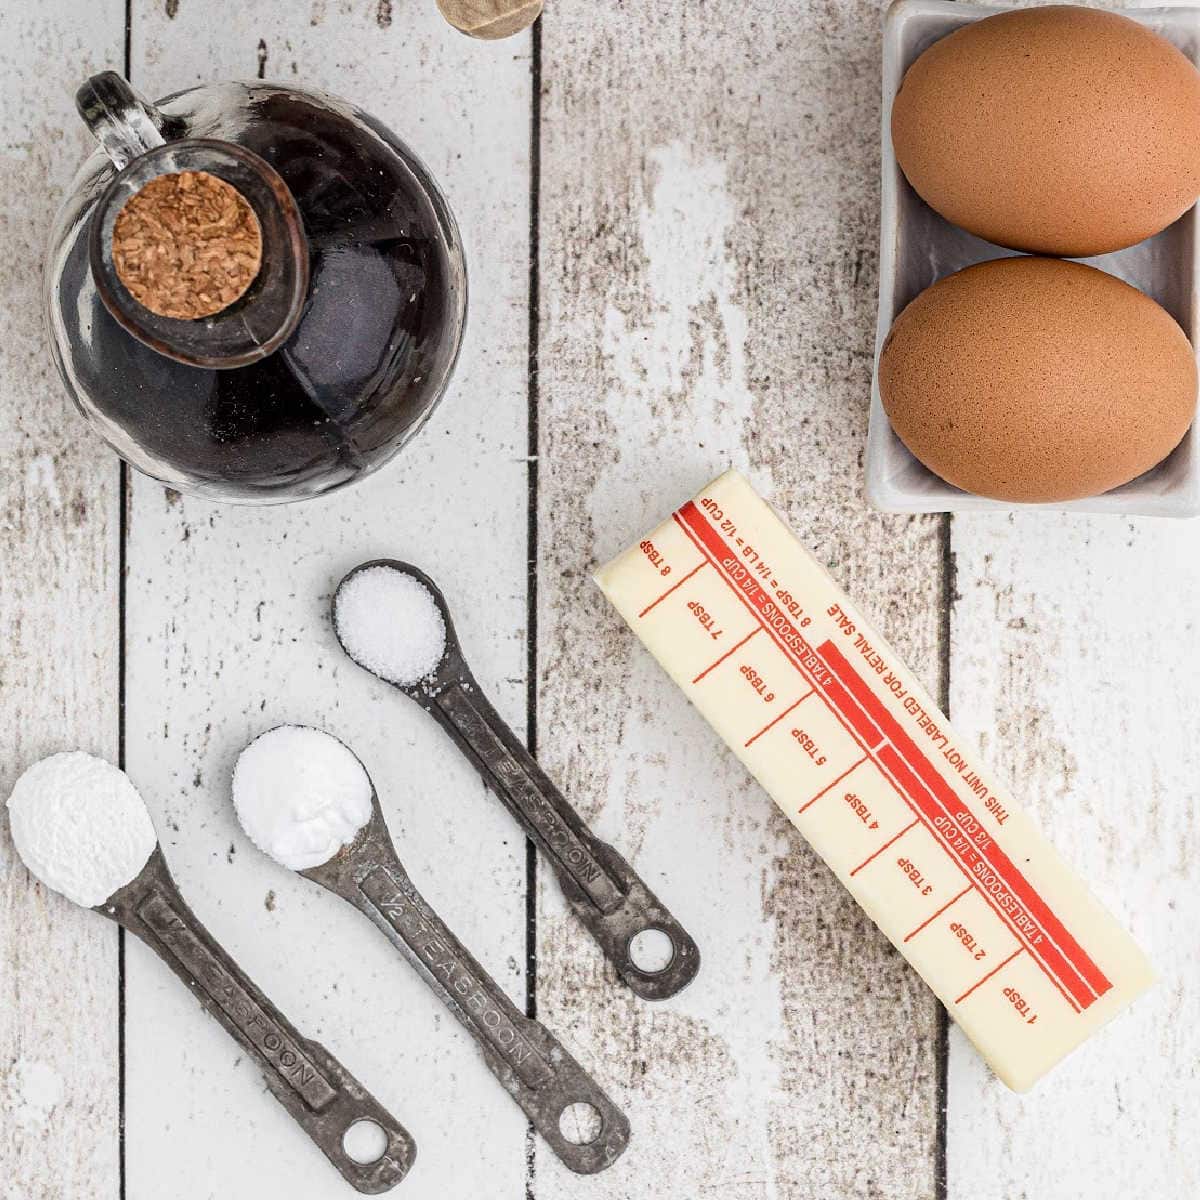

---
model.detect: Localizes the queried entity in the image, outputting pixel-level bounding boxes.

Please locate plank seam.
[524,16,543,1200]
[936,510,953,1200]
[119,24,132,1200]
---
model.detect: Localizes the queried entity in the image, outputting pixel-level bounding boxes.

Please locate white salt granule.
[6,752,157,907]
[233,725,373,871]
[334,565,447,686]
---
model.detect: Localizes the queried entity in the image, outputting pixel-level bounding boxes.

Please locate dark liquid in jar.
[55,87,463,502]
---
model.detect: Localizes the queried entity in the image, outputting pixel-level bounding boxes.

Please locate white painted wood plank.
[535,3,944,1195]
[122,6,532,1196]
[0,8,124,1200]
[947,510,1200,1197]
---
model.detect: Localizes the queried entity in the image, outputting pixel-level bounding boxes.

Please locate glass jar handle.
[76,72,166,170]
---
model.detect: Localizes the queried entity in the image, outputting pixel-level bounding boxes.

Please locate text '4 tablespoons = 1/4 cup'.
[232,725,631,1175]
[331,560,701,1002]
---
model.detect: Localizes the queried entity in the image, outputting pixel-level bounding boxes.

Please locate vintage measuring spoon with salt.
[232,725,630,1175]
[332,561,700,1001]
[4,752,414,1193]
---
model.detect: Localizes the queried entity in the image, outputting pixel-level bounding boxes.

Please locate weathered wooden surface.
[4,0,1197,1197]
[535,2,944,1195]
[120,4,532,1197]
[947,511,1200,1198]
[0,5,124,1199]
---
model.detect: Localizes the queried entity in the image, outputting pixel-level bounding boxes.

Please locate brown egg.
[891,6,1200,256]
[878,258,1197,503]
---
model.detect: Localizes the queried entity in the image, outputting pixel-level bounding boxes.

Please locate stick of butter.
[595,469,1153,1091]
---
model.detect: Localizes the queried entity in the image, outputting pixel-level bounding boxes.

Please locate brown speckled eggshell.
[892,5,1200,256]
[878,257,1197,503]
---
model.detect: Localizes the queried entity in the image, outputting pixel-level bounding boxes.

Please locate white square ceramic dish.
[867,0,1200,517]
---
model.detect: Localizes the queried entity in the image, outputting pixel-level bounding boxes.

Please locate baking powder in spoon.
[6,752,157,906]
[233,726,372,870]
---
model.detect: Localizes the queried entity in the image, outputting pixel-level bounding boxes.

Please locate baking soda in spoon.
[233,727,373,870]
[232,724,630,1174]
[234,725,373,870]
[6,750,414,1192]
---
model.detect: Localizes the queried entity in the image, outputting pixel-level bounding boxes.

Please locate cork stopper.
[111,170,263,319]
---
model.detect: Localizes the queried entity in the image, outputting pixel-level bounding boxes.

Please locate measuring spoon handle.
[103,850,415,1193]
[428,676,700,1001]
[345,852,629,1175]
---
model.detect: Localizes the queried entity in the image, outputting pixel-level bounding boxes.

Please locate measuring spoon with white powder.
[233,725,630,1175]
[332,561,700,1001]
[5,752,415,1193]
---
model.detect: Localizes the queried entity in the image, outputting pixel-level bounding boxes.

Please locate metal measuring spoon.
[7,754,414,1193]
[233,726,630,1176]
[332,560,700,1002]
[102,851,415,1192]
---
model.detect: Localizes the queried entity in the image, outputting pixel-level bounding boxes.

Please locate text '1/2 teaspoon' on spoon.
[233,725,631,1176]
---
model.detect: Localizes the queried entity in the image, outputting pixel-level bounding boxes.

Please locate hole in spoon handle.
[430,680,701,1000]
[354,862,630,1174]
[120,858,415,1193]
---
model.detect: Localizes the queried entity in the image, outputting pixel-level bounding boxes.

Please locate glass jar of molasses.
[46,73,466,503]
